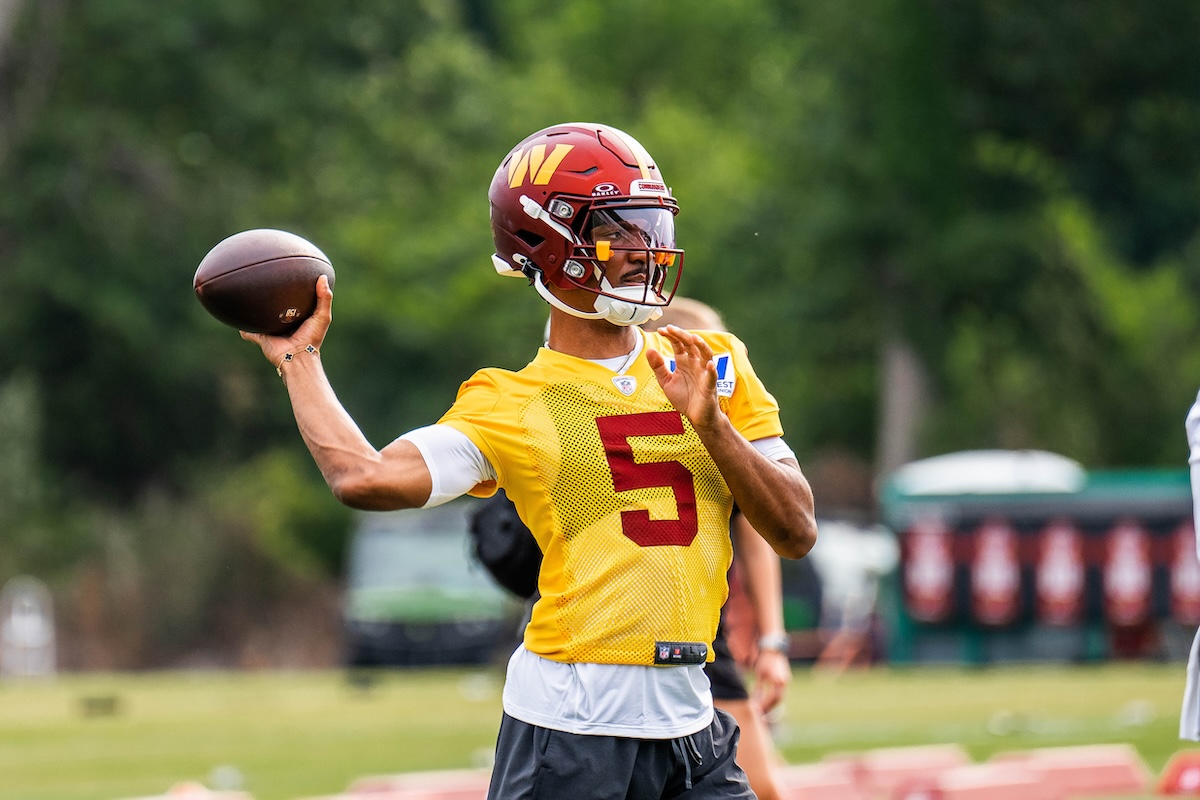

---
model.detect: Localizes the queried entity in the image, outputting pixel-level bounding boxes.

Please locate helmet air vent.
[516,230,545,248]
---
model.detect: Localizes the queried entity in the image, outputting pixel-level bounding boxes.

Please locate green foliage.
[203,449,353,580]
[0,374,42,523]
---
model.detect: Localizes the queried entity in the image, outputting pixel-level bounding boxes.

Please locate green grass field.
[0,663,1194,800]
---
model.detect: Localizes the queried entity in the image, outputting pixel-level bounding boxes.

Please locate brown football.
[194,229,335,335]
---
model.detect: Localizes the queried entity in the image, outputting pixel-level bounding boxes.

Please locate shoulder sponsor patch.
[665,353,735,397]
[713,353,735,397]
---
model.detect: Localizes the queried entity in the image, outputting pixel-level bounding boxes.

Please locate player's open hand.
[241,275,333,367]
[645,325,722,431]
[752,648,791,715]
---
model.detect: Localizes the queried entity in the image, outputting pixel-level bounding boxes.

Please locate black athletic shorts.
[704,616,749,702]
[486,708,753,800]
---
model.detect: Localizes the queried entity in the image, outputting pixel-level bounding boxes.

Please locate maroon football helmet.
[488,122,683,326]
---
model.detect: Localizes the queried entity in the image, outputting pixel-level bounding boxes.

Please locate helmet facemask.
[532,199,683,326]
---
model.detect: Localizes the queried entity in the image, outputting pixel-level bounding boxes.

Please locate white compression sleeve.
[397,424,497,508]
[752,436,797,463]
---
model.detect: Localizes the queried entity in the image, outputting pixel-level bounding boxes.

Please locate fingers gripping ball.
[194,229,335,335]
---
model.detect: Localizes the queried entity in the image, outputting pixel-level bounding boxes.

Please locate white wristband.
[758,633,790,653]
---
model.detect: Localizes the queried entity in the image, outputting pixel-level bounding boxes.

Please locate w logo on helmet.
[507,144,575,189]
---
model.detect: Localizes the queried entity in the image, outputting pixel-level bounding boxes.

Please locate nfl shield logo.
[658,645,670,661]
[612,375,637,396]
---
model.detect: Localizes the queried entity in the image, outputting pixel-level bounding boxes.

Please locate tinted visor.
[588,207,676,256]
[573,205,683,303]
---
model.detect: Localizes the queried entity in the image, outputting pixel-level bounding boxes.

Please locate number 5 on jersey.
[596,412,698,547]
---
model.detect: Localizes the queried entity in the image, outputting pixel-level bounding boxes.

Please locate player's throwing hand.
[240,275,334,370]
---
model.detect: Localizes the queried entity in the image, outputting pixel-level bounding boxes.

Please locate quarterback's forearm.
[279,355,432,510]
[695,415,816,559]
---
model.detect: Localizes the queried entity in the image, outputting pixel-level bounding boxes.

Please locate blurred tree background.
[1,0,1199,668]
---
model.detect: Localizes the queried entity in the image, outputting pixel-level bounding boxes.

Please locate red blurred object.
[970,519,1020,626]
[1035,519,1086,626]
[904,520,956,624]
[1157,750,1200,795]
[1104,519,1153,627]
[1171,521,1200,625]
[988,744,1150,797]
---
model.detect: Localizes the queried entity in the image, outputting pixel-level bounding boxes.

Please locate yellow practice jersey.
[438,328,783,666]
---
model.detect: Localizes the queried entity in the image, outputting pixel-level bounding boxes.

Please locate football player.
[242,122,817,799]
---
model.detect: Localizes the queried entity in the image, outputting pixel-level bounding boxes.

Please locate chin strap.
[532,272,609,320]
[593,280,664,326]
[531,273,664,326]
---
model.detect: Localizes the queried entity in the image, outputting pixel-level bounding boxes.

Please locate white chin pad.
[594,285,665,327]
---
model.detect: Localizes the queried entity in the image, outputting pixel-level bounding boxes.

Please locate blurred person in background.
[1178,390,1200,740]
[241,122,816,799]
[643,298,792,800]
[805,519,899,675]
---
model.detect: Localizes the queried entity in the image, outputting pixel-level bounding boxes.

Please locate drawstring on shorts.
[671,732,704,790]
